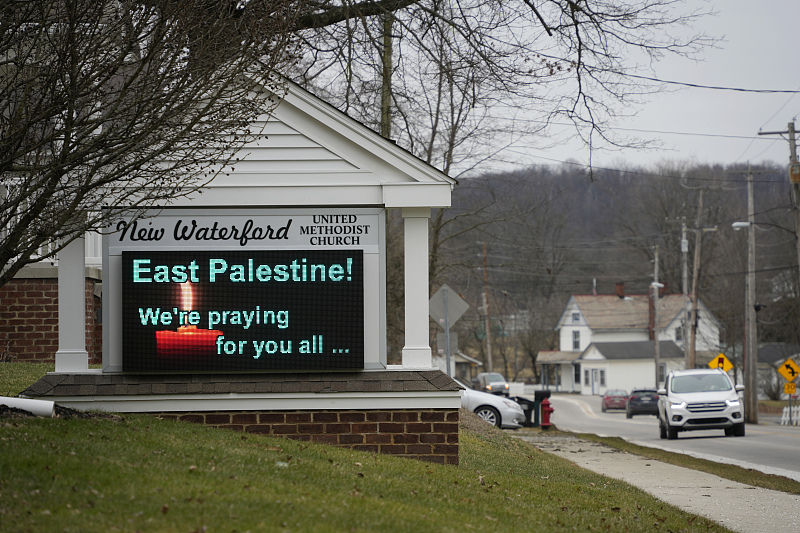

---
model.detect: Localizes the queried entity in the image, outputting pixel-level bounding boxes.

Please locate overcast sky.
[506,0,800,172]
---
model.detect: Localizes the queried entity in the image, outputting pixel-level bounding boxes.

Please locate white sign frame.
[103,207,386,372]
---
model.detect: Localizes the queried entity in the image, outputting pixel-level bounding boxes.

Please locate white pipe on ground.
[0,397,56,417]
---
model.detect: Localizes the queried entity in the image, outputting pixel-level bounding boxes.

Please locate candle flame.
[180,282,193,312]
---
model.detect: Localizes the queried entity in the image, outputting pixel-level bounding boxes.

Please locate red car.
[601,389,628,412]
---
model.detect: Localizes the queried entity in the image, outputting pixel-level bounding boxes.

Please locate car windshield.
[485,373,505,383]
[632,389,656,395]
[606,390,626,396]
[671,374,732,393]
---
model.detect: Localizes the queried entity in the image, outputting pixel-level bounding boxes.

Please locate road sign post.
[778,358,799,425]
[430,284,469,377]
[708,353,733,373]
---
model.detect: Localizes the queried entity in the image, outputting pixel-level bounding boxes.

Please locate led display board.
[121,249,364,372]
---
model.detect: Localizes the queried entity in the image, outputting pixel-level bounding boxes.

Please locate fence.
[780,405,800,426]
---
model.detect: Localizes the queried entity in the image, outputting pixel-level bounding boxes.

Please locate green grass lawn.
[0,362,53,397]
[0,363,728,532]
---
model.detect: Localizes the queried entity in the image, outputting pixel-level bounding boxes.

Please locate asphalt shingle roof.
[21,371,460,398]
[572,294,690,330]
[584,341,685,360]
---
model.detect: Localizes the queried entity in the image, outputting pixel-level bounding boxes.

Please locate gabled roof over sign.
[556,294,719,331]
[190,78,456,208]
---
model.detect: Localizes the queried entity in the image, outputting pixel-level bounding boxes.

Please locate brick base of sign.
[0,270,102,364]
[22,371,463,464]
[155,408,459,464]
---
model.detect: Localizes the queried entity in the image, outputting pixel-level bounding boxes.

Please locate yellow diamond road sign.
[778,358,800,382]
[708,353,733,372]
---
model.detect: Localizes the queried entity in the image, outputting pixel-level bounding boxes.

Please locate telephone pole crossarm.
[757,121,800,294]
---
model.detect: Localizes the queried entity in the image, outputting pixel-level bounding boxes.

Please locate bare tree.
[290,1,710,364]
[0,0,303,286]
[293,1,712,174]
[1,0,442,288]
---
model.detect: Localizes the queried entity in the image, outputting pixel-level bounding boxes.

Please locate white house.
[579,341,685,395]
[555,289,720,355]
[546,284,721,394]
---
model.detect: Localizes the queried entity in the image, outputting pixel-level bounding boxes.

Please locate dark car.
[601,389,628,412]
[626,388,659,418]
[471,372,510,397]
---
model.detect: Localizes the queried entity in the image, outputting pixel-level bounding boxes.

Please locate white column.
[55,236,89,372]
[401,207,432,368]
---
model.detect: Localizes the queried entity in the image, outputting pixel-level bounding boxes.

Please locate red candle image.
[156,282,222,358]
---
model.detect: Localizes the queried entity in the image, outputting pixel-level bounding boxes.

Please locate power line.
[608,72,800,94]
[489,116,784,141]
[506,150,786,183]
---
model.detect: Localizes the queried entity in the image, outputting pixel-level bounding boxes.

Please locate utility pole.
[744,169,759,424]
[681,219,690,365]
[652,245,662,388]
[681,219,689,297]
[758,121,800,294]
[687,191,703,370]
[481,242,493,372]
[686,192,718,370]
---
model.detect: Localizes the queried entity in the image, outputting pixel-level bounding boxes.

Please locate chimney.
[615,282,625,299]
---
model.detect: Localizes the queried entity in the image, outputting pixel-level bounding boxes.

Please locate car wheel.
[733,422,745,437]
[666,423,678,440]
[724,427,733,436]
[626,410,632,419]
[601,404,607,412]
[659,419,667,439]
[474,406,501,427]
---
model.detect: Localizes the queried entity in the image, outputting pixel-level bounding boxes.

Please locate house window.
[574,364,581,384]
[599,370,606,386]
[584,369,589,385]
[572,330,580,350]
[572,312,580,323]
[674,327,683,342]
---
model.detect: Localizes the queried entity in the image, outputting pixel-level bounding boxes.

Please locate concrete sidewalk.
[516,432,800,533]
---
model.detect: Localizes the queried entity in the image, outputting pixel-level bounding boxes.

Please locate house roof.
[562,294,713,331]
[536,351,582,364]
[453,352,484,366]
[758,343,800,365]
[434,351,483,366]
[581,341,685,360]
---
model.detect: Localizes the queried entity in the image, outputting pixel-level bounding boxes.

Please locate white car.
[657,368,745,439]
[454,378,525,429]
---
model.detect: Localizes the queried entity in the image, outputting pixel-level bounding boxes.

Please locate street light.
[732,220,758,424]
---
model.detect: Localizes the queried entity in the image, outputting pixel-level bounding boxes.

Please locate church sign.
[104,208,384,372]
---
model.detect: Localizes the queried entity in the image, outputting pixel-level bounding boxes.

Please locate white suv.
[657,369,745,439]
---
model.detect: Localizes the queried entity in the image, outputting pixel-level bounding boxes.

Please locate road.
[548,393,800,482]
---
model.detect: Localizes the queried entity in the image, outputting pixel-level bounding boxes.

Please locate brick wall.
[0,276,101,364]
[156,408,459,464]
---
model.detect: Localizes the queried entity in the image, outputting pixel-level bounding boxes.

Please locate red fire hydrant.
[541,397,554,430]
